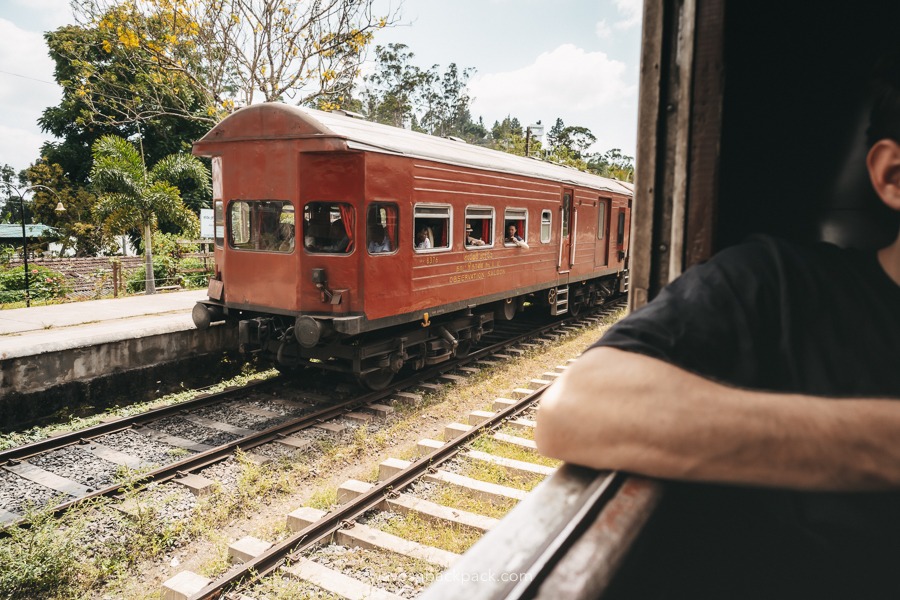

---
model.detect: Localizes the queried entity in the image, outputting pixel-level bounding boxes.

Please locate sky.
[0,0,642,177]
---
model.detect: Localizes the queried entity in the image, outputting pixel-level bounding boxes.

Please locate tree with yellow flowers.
[63,0,394,127]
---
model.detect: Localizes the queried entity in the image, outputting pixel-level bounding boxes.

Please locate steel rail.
[190,366,552,600]
[3,301,621,530]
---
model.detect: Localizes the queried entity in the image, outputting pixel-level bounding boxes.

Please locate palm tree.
[90,135,207,294]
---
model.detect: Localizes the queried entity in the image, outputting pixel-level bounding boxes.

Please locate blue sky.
[0,0,642,176]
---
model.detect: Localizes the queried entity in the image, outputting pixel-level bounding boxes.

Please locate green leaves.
[90,134,204,239]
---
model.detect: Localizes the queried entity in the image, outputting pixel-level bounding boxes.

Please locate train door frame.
[595,197,611,268]
[557,188,576,273]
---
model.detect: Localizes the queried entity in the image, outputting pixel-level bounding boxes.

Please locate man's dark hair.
[866,52,900,147]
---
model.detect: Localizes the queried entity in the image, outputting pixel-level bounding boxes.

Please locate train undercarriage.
[193,274,626,390]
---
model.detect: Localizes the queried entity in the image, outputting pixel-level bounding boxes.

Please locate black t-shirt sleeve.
[594,237,784,388]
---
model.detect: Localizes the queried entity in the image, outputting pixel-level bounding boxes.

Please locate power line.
[0,70,56,85]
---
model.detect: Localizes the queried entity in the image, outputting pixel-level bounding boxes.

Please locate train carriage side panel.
[407,160,562,310]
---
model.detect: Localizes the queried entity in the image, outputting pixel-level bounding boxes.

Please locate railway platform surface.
[0,289,207,358]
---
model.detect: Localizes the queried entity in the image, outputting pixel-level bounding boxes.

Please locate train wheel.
[456,339,472,358]
[569,300,583,317]
[495,298,517,321]
[358,368,394,391]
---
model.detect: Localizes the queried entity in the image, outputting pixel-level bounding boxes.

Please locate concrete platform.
[0,290,239,429]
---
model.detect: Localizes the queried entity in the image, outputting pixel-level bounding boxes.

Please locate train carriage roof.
[194,103,632,197]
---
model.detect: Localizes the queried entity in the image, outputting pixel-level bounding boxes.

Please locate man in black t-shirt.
[535,72,900,596]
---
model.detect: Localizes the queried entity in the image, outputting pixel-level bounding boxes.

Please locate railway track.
[0,300,623,529]
[184,374,553,599]
[152,302,624,600]
[0,300,624,600]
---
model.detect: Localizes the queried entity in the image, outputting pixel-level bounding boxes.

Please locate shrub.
[126,258,178,292]
[178,258,212,289]
[0,265,71,303]
[0,503,87,598]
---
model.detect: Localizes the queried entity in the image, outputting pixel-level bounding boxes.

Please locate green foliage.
[587,148,636,182]
[358,44,487,143]
[126,258,174,292]
[179,257,212,288]
[0,503,87,598]
[0,265,71,303]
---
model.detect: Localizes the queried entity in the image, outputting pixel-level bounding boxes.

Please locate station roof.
[0,223,58,240]
[195,103,633,197]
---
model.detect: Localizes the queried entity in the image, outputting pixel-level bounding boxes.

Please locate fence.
[0,252,215,305]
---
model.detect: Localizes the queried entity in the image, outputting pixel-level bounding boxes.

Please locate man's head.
[507,224,517,238]
[867,54,900,217]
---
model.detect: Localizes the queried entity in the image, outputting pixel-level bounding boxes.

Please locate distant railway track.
[0,299,624,529]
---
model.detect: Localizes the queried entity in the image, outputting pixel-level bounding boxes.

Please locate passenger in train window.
[505,224,529,249]
[415,225,432,249]
[535,55,900,597]
[465,223,485,246]
[367,224,392,253]
[277,222,295,252]
[320,219,350,252]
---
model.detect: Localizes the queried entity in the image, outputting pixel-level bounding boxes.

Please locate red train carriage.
[191,103,632,388]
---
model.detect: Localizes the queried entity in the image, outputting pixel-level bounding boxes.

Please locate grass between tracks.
[0,307,625,600]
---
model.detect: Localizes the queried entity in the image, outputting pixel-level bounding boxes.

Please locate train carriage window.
[541,210,552,243]
[598,199,609,240]
[214,200,224,247]
[465,206,494,248]
[504,208,528,246]
[414,204,451,251]
[366,202,398,255]
[303,202,355,253]
[617,210,626,245]
[228,200,295,253]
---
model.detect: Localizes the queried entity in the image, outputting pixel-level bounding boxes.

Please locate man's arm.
[534,347,900,491]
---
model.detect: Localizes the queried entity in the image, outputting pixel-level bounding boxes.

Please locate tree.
[90,136,206,294]
[359,44,432,128]
[24,161,106,257]
[421,63,483,141]
[489,116,525,154]
[66,0,393,127]
[40,24,210,186]
[587,148,635,182]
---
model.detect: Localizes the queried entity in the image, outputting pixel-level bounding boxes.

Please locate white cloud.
[595,19,612,40]
[469,44,637,153]
[470,44,633,115]
[614,0,642,30]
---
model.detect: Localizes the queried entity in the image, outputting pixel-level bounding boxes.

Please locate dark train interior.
[717,1,900,251]
[606,1,900,596]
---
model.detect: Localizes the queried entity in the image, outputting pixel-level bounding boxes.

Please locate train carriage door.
[596,197,610,267]
[614,201,630,265]
[558,189,575,273]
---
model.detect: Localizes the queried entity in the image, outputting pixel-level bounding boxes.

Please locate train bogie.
[191,103,632,387]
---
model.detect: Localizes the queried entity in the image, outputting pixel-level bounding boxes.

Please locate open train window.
[465,206,494,248]
[561,192,571,238]
[598,199,609,240]
[541,210,552,243]
[303,202,355,254]
[504,208,528,246]
[214,200,224,247]
[366,202,398,255]
[414,204,451,251]
[228,200,295,253]
[617,210,626,245]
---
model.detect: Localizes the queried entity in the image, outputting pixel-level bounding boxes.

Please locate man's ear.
[866,139,900,210]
